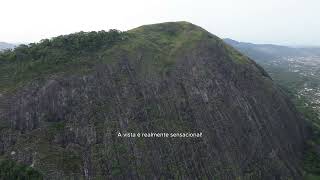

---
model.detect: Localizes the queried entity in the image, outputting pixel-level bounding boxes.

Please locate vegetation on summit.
[0,29,128,93]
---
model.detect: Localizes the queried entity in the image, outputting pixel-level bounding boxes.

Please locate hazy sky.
[1,0,319,46]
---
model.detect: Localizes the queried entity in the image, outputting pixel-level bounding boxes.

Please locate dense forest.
[0,30,128,93]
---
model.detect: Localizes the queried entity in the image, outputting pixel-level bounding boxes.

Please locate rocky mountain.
[0,42,16,51]
[0,22,308,179]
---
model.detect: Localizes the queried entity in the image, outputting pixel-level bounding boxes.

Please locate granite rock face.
[0,22,307,179]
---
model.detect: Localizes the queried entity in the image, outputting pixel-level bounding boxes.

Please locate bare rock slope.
[0,22,307,179]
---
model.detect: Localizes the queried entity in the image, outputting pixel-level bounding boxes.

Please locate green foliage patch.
[289,91,320,179]
[0,29,128,93]
[0,159,43,180]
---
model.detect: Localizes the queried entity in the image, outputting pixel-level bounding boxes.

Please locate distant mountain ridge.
[223,38,320,61]
[224,39,320,155]
[0,42,16,51]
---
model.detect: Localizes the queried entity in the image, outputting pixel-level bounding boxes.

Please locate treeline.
[0,29,128,63]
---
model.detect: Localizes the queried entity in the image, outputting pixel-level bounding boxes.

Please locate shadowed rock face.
[0,22,307,179]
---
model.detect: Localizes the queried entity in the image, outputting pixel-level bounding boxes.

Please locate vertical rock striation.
[0,22,307,179]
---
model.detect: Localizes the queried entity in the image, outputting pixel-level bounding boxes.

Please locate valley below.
[224,39,320,120]
[225,39,320,179]
[267,55,320,117]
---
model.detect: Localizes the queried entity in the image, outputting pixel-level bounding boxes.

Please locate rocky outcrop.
[0,22,307,179]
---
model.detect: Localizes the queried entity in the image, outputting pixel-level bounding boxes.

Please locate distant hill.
[0,42,16,51]
[223,38,320,100]
[224,38,320,62]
